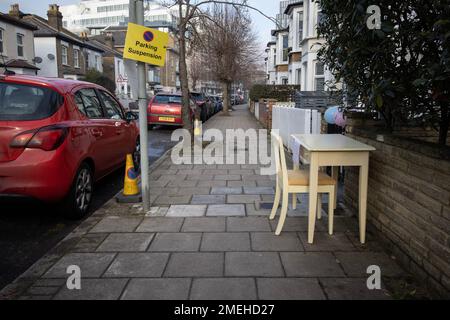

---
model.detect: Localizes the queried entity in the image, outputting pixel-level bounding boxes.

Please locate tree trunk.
[222,81,231,116]
[178,4,193,138]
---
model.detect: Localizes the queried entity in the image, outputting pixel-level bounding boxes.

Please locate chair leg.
[328,190,335,235]
[270,183,281,220]
[317,194,322,220]
[275,190,289,236]
[292,193,297,210]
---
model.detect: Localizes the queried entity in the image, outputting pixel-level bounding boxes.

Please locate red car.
[0,74,140,219]
[147,92,197,128]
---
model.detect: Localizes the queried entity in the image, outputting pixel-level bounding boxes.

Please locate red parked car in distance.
[147,92,197,129]
[0,74,140,218]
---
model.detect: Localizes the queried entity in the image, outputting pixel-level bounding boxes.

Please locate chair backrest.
[271,131,288,187]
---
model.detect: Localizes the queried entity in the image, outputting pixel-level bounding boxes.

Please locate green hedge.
[249,84,300,102]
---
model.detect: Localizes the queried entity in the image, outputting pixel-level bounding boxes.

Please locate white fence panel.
[272,106,321,149]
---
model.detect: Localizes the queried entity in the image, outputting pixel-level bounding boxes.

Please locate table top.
[291,134,376,152]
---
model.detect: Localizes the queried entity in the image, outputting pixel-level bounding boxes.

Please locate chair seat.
[288,170,336,186]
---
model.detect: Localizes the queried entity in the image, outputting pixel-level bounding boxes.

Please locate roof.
[0,59,40,70]
[21,14,103,53]
[0,74,102,94]
[0,13,37,30]
[284,1,303,15]
[266,41,276,47]
[88,38,123,58]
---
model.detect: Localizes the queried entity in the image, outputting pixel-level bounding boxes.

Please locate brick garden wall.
[344,123,450,298]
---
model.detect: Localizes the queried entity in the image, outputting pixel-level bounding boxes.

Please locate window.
[0,83,64,120]
[61,45,68,65]
[17,34,24,57]
[74,92,87,116]
[281,78,288,85]
[273,49,276,67]
[94,55,99,70]
[98,90,123,120]
[298,12,304,44]
[282,35,289,62]
[0,28,4,54]
[154,95,182,104]
[74,49,80,68]
[77,89,103,118]
[296,68,302,86]
[315,62,325,91]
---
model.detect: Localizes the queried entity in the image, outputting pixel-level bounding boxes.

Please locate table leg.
[308,153,319,244]
[332,166,339,210]
[359,156,369,244]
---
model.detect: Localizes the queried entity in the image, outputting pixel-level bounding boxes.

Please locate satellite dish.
[33,56,43,63]
[47,54,55,60]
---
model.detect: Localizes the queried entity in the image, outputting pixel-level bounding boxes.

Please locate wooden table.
[291,134,376,244]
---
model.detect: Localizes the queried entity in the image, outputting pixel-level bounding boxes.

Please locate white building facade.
[264,0,334,91]
[60,0,179,35]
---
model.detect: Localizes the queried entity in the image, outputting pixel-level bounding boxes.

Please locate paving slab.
[191,195,226,205]
[206,204,246,217]
[211,187,243,195]
[149,233,202,252]
[54,279,128,300]
[190,278,257,300]
[244,187,275,195]
[181,217,226,232]
[176,187,212,196]
[97,233,154,252]
[214,175,241,181]
[280,252,345,277]
[136,217,184,232]
[269,217,326,232]
[43,253,116,278]
[201,233,250,252]
[251,232,303,252]
[335,252,404,277]
[121,279,191,300]
[299,232,356,252]
[166,205,207,217]
[90,217,143,233]
[227,217,272,232]
[164,253,224,277]
[104,253,169,278]
[154,195,192,206]
[228,195,261,204]
[228,181,257,188]
[225,252,284,277]
[320,278,392,300]
[197,180,227,187]
[72,233,108,253]
[257,278,326,300]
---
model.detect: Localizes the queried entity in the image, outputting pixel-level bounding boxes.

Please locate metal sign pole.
[132,0,150,212]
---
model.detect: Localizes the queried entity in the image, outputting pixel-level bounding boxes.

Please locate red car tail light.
[10,126,68,151]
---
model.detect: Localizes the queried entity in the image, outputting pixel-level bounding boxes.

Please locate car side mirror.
[125,111,138,122]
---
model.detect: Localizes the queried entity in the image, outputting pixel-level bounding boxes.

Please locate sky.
[0,0,278,52]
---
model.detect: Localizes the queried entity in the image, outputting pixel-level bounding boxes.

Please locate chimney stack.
[8,4,21,19]
[47,4,63,31]
[104,32,115,49]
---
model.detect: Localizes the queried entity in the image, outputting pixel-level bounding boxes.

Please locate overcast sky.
[0,0,278,52]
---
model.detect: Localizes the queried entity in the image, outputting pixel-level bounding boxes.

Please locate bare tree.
[198,3,260,115]
[160,0,277,132]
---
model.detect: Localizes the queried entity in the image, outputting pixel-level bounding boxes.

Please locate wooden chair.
[270,132,337,237]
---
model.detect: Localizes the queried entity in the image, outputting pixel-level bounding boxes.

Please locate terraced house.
[9,4,104,80]
[265,0,334,91]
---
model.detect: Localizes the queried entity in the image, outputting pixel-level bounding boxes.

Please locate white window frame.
[73,48,80,68]
[61,45,68,65]
[16,33,24,58]
[314,61,325,91]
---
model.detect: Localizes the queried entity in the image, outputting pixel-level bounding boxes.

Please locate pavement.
[0,105,428,300]
[0,126,177,291]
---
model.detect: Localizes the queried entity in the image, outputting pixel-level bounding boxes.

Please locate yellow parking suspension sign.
[123,23,169,66]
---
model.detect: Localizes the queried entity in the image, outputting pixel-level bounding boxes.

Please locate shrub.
[318,0,450,145]
[83,68,116,94]
[249,84,300,102]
